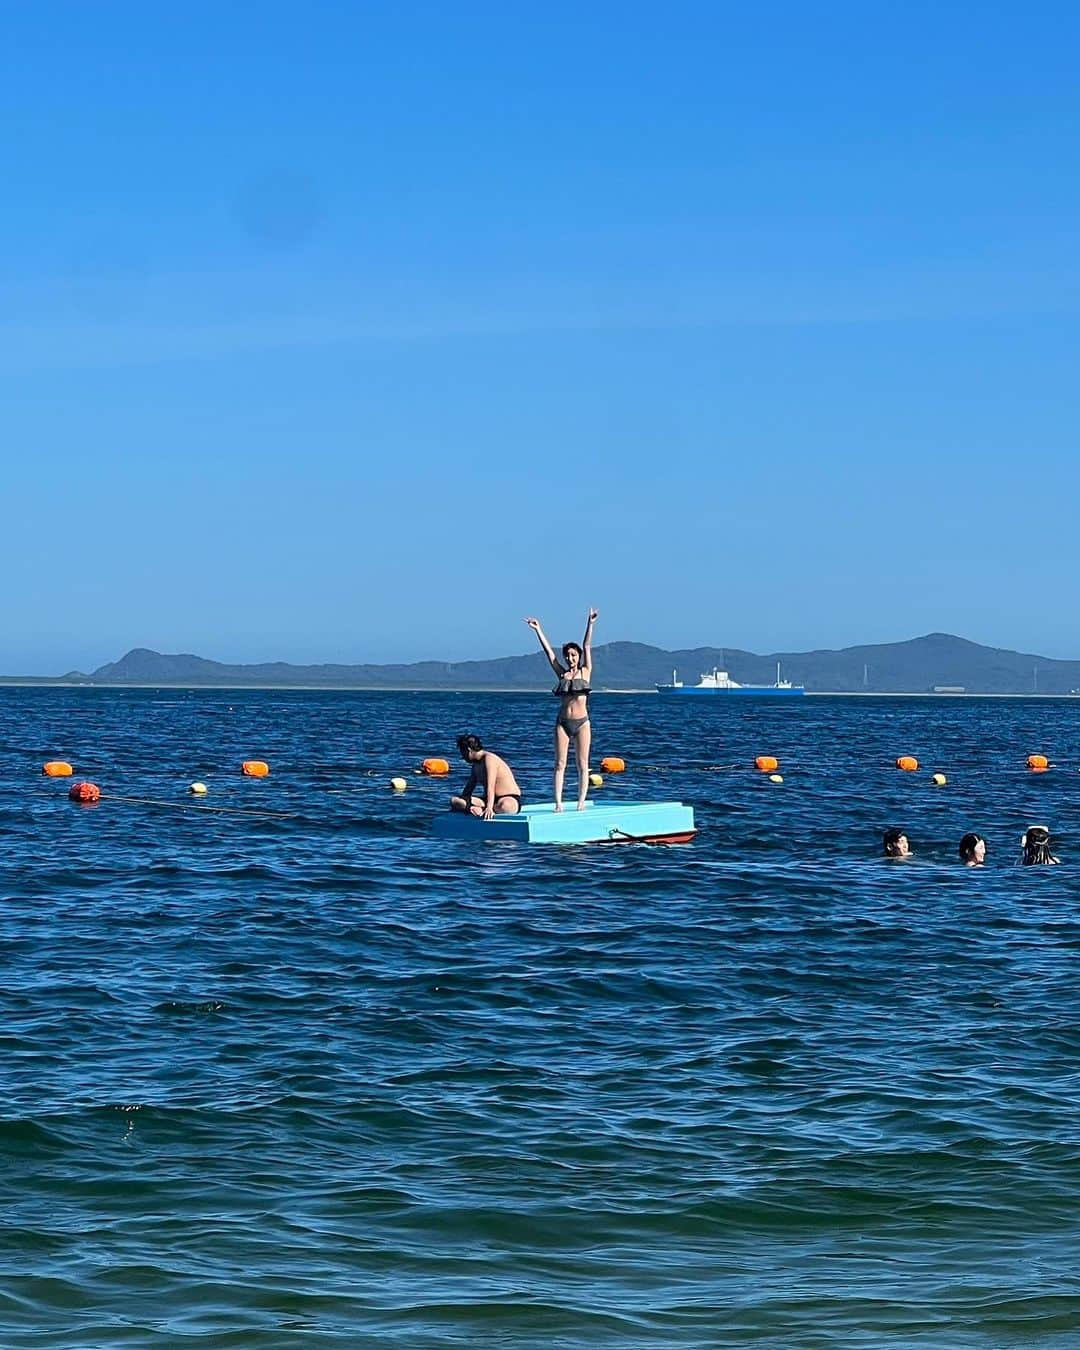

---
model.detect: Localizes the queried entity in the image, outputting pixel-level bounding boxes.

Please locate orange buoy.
[600,756,626,773]
[1027,754,1049,771]
[69,781,101,803]
[43,761,73,777]
[755,755,779,773]
[421,758,450,776]
[896,756,919,772]
[242,760,270,777]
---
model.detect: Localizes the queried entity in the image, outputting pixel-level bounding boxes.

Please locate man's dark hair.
[457,734,483,756]
[883,827,906,857]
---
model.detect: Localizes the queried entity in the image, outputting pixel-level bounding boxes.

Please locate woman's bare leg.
[554,723,569,811]
[575,720,592,810]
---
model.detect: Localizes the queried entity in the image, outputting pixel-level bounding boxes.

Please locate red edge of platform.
[613,830,697,845]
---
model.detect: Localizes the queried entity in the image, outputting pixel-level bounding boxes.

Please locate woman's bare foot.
[554,802,564,813]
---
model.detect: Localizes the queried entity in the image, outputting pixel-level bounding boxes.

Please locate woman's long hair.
[1022,825,1055,865]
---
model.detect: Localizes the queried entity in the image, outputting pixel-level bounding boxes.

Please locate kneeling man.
[450,735,523,819]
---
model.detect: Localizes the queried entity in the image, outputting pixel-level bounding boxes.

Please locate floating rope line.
[608,827,666,846]
[98,793,299,820]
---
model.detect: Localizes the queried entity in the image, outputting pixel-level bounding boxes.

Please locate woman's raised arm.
[582,607,598,670]
[525,617,563,676]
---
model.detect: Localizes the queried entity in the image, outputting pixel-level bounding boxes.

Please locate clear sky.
[5,2,1080,671]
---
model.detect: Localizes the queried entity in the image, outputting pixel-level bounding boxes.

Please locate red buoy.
[69,781,101,803]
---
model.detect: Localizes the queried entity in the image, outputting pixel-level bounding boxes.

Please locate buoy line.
[96,793,299,820]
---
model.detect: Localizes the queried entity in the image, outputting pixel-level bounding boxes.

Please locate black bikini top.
[554,673,592,697]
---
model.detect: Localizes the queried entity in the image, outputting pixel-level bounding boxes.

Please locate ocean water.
[3,687,1080,1347]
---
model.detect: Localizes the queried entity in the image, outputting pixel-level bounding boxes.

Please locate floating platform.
[432,800,696,845]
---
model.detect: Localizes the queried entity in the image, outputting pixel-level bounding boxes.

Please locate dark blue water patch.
[3,688,1080,1344]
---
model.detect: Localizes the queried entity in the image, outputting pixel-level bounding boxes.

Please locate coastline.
[0,682,1077,698]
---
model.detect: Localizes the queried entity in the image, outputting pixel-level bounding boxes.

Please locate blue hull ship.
[656,665,805,697]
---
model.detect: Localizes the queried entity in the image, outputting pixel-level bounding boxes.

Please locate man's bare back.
[451,736,523,819]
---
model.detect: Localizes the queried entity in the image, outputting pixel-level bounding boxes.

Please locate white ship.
[657,662,805,697]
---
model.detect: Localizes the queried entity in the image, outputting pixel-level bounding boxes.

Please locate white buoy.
[769,773,783,784]
[390,777,408,792]
[189,782,208,795]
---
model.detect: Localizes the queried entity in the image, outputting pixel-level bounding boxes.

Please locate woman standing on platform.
[525,608,598,812]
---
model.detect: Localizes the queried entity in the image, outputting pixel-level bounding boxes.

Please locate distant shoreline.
[23,633,1080,697]
[0,682,1077,699]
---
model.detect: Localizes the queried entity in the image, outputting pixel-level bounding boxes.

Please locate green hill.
[13,632,1080,693]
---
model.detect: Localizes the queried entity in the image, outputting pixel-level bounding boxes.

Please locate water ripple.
[3,689,1080,1344]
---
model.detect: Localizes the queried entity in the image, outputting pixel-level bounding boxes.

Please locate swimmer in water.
[449,735,523,820]
[883,828,912,859]
[525,608,597,812]
[1021,825,1059,865]
[959,833,987,866]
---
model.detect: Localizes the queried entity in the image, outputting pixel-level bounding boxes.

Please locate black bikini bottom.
[557,715,589,739]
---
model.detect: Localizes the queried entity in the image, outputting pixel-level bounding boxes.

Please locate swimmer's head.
[1021,824,1055,865]
[959,833,986,865]
[562,642,583,668]
[457,734,483,762]
[883,828,910,858]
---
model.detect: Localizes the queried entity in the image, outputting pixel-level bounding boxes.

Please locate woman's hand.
[483,804,495,820]
[588,608,599,623]
[525,617,541,631]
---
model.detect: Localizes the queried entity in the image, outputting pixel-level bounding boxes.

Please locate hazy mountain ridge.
[8,633,1080,693]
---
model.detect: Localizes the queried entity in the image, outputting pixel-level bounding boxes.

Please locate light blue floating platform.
[432,800,696,845]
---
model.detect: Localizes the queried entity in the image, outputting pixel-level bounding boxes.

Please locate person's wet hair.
[959,833,983,863]
[457,734,483,756]
[883,828,907,857]
[1022,825,1055,865]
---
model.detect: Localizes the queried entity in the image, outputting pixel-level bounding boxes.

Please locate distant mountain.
[10,633,1080,693]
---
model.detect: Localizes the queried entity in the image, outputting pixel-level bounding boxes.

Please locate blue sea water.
[3,688,1080,1347]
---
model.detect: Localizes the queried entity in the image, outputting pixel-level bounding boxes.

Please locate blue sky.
[5,2,1080,671]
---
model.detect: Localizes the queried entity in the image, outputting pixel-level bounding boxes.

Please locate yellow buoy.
[600,756,625,774]
[1027,754,1049,771]
[43,761,74,777]
[931,772,947,786]
[589,772,603,788]
[242,760,270,777]
[189,782,208,795]
[755,755,779,773]
[896,756,919,772]
[421,758,450,776]
[769,773,784,784]
[390,777,408,792]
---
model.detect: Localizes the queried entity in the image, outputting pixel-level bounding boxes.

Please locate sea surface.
[3,688,1080,1347]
